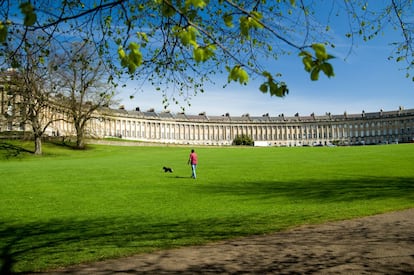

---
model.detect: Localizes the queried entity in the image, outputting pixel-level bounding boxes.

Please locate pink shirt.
[189,152,198,165]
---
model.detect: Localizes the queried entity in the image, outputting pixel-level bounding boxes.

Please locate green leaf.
[228,66,249,84]
[259,83,268,93]
[223,14,234,27]
[174,26,199,47]
[228,66,239,81]
[185,0,207,9]
[24,11,37,26]
[0,22,7,42]
[312,43,328,60]
[193,45,216,62]
[268,80,288,97]
[262,71,272,78]
[320,62,334,78]
[128,42,139,51]
[118,46,126,59]
[396,56,405,62]
[239,12,263,38]
[193,47,204,62]
[137,32,149,43]
[161,2,175,17]
[238,68,249,84]
[239,17,250,37]
[326,54,335,60]
[260,74,289,97]
[249,11,263,29]
[301,46,335,80]
[298,50,311,57]
[118,43,142,73]
[104,16,112,28]
[310,68,320,81]
[302,56,313,72]
[20,2,37,26]
[129,49,142,67]
[250,11,263,22]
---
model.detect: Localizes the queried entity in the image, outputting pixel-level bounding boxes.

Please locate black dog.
[163,166,173,173]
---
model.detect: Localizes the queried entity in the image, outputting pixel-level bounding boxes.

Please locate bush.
[232,134,254,146]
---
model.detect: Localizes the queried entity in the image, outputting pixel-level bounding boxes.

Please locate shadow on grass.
[0,215,256,274]
[0,140,94,160]
[1,176,413,273]
[173,175,192,179]
[46,138,94,151]
[0,141,33,159]
[199,176,414,203]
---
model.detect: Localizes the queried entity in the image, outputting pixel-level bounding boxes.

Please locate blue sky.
[117,3,413,117]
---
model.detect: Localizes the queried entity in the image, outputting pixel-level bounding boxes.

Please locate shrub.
[232,134,254,146]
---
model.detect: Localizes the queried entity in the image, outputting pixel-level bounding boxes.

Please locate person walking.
[188,149,198,179]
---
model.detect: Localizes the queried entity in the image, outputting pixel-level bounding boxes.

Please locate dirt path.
[35,208,414,274]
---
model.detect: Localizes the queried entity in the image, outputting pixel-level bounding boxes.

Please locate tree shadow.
[0,215,258,274]
[0,141,33,159]
[47,138,93,151]
[198,176,414,203]
[1,176,413,273]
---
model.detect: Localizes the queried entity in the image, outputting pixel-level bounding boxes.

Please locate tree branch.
[223,0,306,50]
[391,0,413,54]
[32,0,127,31]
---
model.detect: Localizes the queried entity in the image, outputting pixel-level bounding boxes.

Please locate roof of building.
[102,106,414,123]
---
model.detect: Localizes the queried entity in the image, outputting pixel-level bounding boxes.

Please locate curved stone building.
[76,106,414,146]
[1,67,413,146]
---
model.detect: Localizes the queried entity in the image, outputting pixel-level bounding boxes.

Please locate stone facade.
[79,106,414,146]
[1,68,414,146]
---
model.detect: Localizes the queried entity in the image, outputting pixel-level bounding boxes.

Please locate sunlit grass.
[1,141,413,272]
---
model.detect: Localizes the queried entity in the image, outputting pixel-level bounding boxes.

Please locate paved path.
[35,208,414,274]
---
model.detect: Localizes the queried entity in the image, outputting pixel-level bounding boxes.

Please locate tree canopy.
[0,0,413,108]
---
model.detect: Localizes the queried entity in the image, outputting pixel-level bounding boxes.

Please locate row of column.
[1,105,413,145]
[88,116,413,145]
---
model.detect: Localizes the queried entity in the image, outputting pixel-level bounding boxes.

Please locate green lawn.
[1,141,414,273]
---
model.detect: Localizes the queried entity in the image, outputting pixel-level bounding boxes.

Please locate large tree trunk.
[76,134,85,149]
[32,119,43,155]
[75,123,85,149]
[34,134,42,155]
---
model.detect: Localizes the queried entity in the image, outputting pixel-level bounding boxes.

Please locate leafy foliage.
[260,71,289,97]
[0,1,413,108]
[0,21,7,42]
[299,44,335,81]
[19,2,37,26]
[227,65,249,85]
[232,134,254,146]
[118,42,143,74]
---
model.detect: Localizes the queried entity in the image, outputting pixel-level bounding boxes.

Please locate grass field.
[1,141,414,273]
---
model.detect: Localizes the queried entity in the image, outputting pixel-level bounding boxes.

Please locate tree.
[233,134,254,146]
[0,1,413,108]
[51,41,116,149]
[7,42,59,155]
